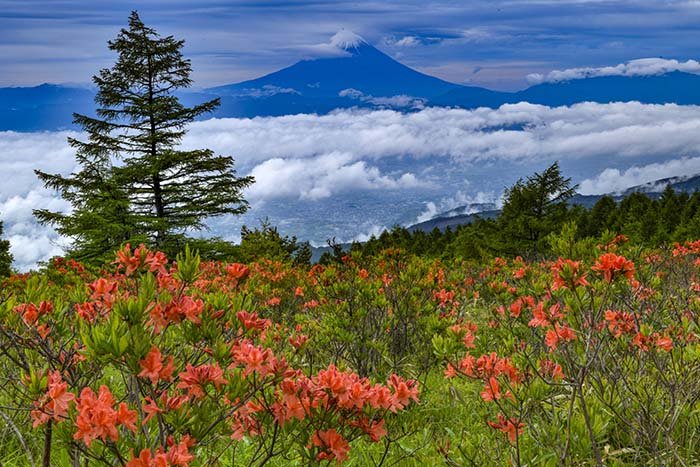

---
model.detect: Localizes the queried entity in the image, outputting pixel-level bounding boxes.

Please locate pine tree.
[498,162,577,253]
[35,143,140,262]
[0,219,12,277]
[35,11,253,259]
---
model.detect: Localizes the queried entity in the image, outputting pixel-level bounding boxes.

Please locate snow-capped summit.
[329,30,368,52]
[206,32,459,100]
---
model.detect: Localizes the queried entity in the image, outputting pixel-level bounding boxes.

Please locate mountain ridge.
[408,173,700,233]
[4,33,700,131]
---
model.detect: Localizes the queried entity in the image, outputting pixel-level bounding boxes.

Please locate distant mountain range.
[408,173,700,232]
[3,32,700,131]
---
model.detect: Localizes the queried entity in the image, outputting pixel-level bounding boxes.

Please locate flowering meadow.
[1,234,699,465]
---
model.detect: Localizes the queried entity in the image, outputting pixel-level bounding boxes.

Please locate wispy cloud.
[338,88,426,109]
[527,58,700,84]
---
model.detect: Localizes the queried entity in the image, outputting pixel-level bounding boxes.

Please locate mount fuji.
[5,31,700,131]
[208,31,460,100]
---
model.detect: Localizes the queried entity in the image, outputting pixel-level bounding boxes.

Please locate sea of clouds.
[4,101,700,270]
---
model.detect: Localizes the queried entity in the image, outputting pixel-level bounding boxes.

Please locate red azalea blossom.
[177,363,227,399]
[138,346,175,385]
[31,371,75,427]
[488,414,525,443]
[592,253,635,283]
[655,335,673,352]
[480,376,504,402]
[551,258,589,290]
[604,310,637,338]
[226,263,249,285]
[73,386,136,447]
[539,359,565,381]
[545,323,577,350]
[312,429,350,462]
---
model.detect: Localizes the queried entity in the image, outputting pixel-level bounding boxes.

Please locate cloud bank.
[185,102,700,165]
[579,157,700,195]
[527,58,700,84]
[6,101,700,270]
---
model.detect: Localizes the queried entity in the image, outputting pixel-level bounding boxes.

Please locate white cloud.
[234,85,300,98]
[579,157,700,195]
[301,30,366,57]
[1,190,72,271]
[246,152,425,201]
[339,88,427,109]
[527,58,700,84]
[415,191,500,224]
[6,102,700,270]
[351,224,389,243]
[385,35,421,47]
[460,27,496,43]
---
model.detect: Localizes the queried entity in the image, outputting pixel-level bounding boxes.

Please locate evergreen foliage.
[0,219,12,277]
[348,163,700,261]
[236,220,312,265]
[34,11,253,260]
[498,162,576,253]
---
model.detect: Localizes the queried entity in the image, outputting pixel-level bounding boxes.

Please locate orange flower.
[114,243,144,276]
[144,250,168,275]
[75,301,100,323]
[388,374,420,410]
[179,296,204,324]
[165,435,196,466]
[365,419,387,442]
[232,341,276,377]
[604,310,637,338]
[116,402,138,433]
[226,263,249,284]
[632,332,651,351]
[73,386,135,447]
[31,371,75,427]
[312,429,350,462]
[14,301,52,326]
[655,335,673,352]
[139,346,175,385]
[551,258,589,290]
[236,311,271,331]
[528,302,563,328]
[545,323,577,351]
[125,448,165,467]
[177,363,227,399]
[142,397,164,425]
[591,253,635,283]
[539,359,565,381]
[480,376,502,402]
[488,414,524,443]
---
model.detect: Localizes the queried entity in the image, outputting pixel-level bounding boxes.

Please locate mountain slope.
[0,84,94,131]
[431,71,700,108]
[207,32,460,99]
[514,71,700,106]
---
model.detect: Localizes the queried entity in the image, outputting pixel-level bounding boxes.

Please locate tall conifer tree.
[35,11,253,259]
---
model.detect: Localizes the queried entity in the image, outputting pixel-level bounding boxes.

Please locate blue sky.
[2,0,700,90]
